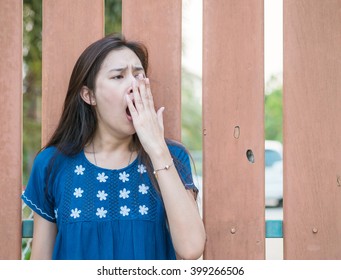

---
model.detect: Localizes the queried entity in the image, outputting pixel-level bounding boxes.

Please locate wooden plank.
[42,0,104,145]
[0,0,23,259]
[284,0,341,259]
[122,0,182,141]
[203,0,265,259]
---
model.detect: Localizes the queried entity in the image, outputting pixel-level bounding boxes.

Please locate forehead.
[101,47,142,70]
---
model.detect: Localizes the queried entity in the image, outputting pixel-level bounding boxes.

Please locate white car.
[265,140,283,207]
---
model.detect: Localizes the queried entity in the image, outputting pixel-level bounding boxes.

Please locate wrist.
[153,158,174,179]
[146,142,169,160]
[148,146,173,169]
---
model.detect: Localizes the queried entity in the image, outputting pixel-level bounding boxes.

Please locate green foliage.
[181,69,202,176]
[105,0,122,34]
[23,0,42,185]
[181,70,202,151]
[265,76,283,142]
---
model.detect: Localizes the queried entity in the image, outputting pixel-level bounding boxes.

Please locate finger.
[137,75,149,105]
[157,107,165,130]
[145,78,155,109]
[126,95,138,119]
[132,79,144,111]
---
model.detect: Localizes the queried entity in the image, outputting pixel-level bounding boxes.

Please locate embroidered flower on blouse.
[118,171,130,183]
[97,172,108,183]
[74,165,85,175]
[73,187,84,198]
[139,205,149,215]
[54,208,58,219]
[137,164,147,174]
[119,188,130,199]
[96,207,107,218]
[97,190,108,201]
[120,205,130,216]
[70,208,81,219]
[138,184,149,195]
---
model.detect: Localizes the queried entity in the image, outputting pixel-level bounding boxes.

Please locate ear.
[80,86,96,106]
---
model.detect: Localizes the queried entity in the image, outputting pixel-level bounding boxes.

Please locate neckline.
[81,149,139,172]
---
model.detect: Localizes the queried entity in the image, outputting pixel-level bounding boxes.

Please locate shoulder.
[33,146,70,171]
[166,139,190,161]
[34,146,58,166]
[166,139,187,153]
[36,146,57,158]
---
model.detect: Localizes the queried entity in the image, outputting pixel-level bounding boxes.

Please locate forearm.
[150,148,206,259]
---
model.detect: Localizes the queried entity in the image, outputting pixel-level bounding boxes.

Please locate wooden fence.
[0,0,340,260]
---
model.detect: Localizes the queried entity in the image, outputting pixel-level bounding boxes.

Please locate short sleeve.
[168,141,198,196]
[21,147,57,222]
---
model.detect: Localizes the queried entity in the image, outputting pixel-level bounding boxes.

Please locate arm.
[30,213,57,260]
[127,77,206,259]
[151,149,206,259]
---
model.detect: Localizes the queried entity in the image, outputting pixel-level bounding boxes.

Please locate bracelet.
[153,158,174,179]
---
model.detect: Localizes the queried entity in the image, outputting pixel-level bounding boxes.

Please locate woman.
[22,34,206,260]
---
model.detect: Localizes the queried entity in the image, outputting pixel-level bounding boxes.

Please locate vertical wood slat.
[203,0,265,259]
[42,0,104,145]
[0,0,22,259]
[284,0,341,259]
[122,0,182,141]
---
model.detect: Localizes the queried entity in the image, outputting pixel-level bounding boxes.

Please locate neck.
[91,132,134,153]
[84,134,136,169]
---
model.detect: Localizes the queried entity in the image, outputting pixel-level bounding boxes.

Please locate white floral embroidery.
[118,171,130,182]
[120,205,130,216]
[138,184,149,194]
[119,188,130,199]
[139,205,149,215]
[97,190,108,201]
[54,208,58,219]
[74,165,85,175]
[137,164,147,174]
[73,187,84,198]
[97,172,108,183]
[96,207,107,218]
[70,208,81,219]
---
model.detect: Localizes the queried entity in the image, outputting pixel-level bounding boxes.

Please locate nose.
[128,87,134,96]
[126,74,137,96]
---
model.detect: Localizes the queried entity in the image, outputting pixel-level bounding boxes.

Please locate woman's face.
[92,47,145,139]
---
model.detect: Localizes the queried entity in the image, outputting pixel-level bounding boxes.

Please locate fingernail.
[138,73,144,80]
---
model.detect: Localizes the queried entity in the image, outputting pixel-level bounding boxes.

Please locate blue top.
[22,142,197,260]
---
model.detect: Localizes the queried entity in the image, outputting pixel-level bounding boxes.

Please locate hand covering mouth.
[126,100,136,117]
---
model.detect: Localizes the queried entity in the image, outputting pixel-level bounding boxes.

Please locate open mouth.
[126,100,136,120]
[126,107,131,117]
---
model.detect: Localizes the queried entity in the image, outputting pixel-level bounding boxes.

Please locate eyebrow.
[108,66,144,73]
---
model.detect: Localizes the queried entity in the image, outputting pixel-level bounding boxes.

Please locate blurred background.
[22,0,283,259]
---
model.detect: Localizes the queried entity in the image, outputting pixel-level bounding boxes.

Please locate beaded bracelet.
[153,158,174,179]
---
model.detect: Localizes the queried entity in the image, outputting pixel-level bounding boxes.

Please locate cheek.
[96,83,120,103]
[95,90,125,114]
